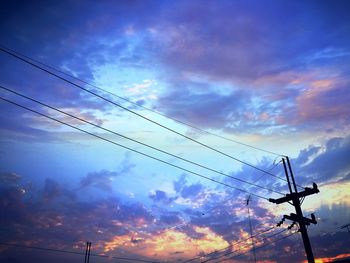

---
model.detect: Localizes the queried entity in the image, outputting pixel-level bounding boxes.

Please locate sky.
[0,0,349,262]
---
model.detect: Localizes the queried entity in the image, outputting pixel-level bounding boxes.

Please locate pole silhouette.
[269,157,319,263]
[84,241,91,263]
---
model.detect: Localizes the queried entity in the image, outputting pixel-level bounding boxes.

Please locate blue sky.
[0,1,350,262]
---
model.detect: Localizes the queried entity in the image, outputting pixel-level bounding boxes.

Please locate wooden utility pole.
[269,156,319,263]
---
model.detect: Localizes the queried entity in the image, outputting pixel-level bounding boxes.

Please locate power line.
[215,212,315,263]
[0,94,284,261]
[0,242,159,263]
[0,85,284,195]
[217,230,298,263]
[201,228,290,263]
[0,46,283,179]
[182,225,276,263]
[0,95,269,200]
[0,44,284,157]
[246,195,257,263]
[183,212,299,262]
[201,159,283,216]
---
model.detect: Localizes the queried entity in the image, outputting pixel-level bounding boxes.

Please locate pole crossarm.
[283,213,317,226]
[268,183,319,204]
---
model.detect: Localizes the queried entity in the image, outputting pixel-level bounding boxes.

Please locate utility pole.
[246,195,257,263]
[84,241,91,263]
[269,156,319,263]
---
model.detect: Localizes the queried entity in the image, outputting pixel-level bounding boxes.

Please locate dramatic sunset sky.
[0,1,349,262]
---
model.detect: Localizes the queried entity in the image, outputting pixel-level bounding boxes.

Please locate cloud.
[0,185,27,225]
[144,1,350,134]
[1,153,349,262]
[103,226,229,260]
[0,87,110,143]
[294,135,350,185]
[0,1,160,144]
[173,174,204,199]
[280,77,350,131]
[1,0,350,138]
[157,84,254,131]
[181,183,203,199]
[0,172,21,185]
[0,175,155,254]
[1,2,350,262]
[80,153,135,191]
[43,178,63,201]
[159,211,181,225]
[149,190,173,204]
[80,170,118,192]
[154,1,350,81]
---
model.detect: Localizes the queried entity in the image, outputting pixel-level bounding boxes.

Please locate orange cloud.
[231,229,252,252]
[103,226,229,260]
[303,253,350,263]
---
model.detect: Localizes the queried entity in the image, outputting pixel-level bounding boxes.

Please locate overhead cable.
[182,225,276,263]
[0,45,284,157]
[200,159,284,216]
[217,230,298,263]
[0,46,283,179]
[0,242,159,263]
[203,228,289,263]
[0,95,270,201]
[0,85,283,195]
